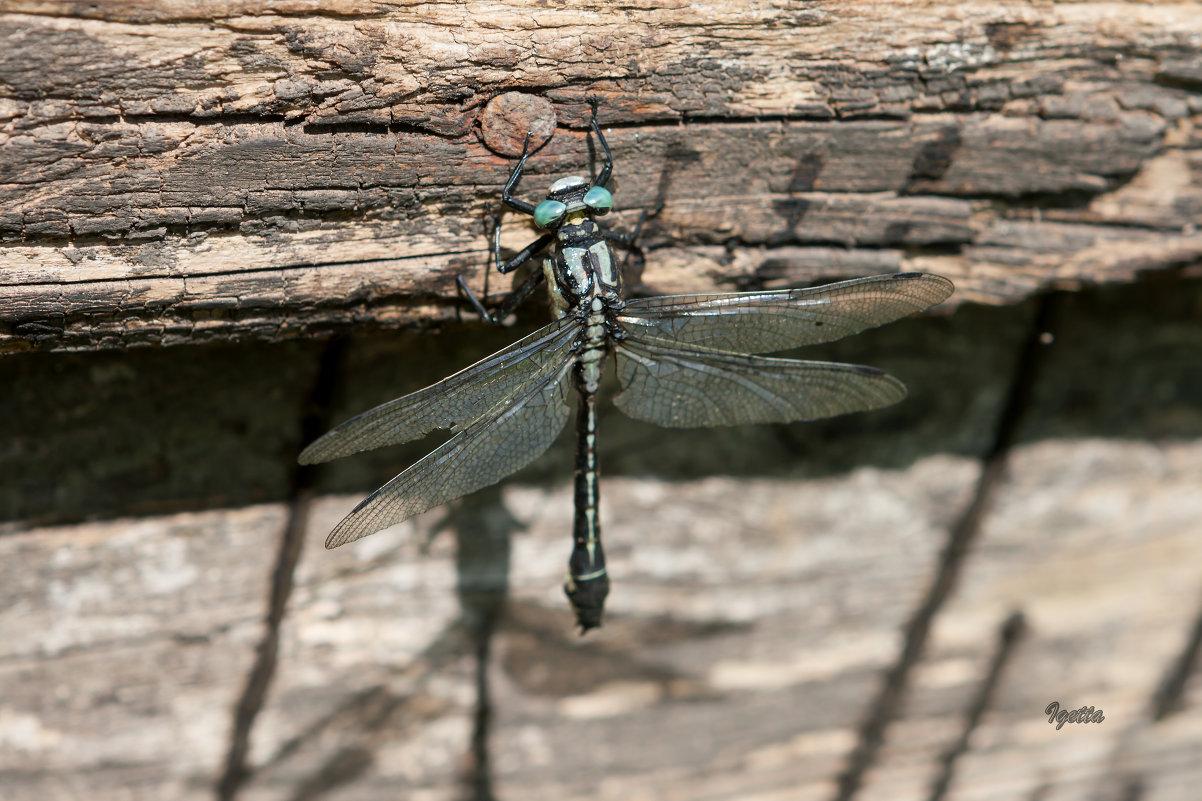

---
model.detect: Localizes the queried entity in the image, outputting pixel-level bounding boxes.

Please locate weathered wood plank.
[2,2,1201,351]
[233,496,474,801]
[476,459,979,801]
[3,5,1201,800]
[6,441,1200,800]
[0,506,284,801]
[5,274,1200,798]
[860,441,1202,801]
[2,2,1199,126]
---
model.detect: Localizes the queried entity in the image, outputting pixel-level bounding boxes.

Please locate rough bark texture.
[2,3,1201,801]
[2,1,1201,351]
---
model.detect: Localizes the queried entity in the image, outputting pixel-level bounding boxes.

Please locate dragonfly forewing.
[614,336,906,428]
[299,317,578,465]
[617,272,953,355]
[324,357,577,548]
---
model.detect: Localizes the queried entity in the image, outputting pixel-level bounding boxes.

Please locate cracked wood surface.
[2,1,1201,352]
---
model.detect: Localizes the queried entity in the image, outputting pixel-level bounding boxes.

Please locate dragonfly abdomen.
[562,290,614,631]
[564,386,607,632]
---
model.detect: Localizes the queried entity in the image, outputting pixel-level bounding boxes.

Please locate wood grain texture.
[5,444,1200,801]
[0,506,281,800]
[2,1,1201,351]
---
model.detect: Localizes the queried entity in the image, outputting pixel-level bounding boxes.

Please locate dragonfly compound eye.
[534,199,568,229]
[583,185,613,213]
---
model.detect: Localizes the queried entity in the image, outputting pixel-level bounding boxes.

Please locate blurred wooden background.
[1,2,1200,800]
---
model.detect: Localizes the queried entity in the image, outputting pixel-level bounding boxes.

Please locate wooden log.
[5,254,1202,800]
[2,1,1201,351]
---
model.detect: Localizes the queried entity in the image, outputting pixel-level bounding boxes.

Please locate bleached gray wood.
[5,442,1200,800]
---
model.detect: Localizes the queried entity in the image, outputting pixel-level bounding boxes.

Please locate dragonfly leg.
[455,274,492,321]
[589,100,614,188]
[490,269,547,323]
[501,132,537,216]
[459,129,557,323]
[457,224,551,323]
[457,268,547,324]
[497,231,554,276]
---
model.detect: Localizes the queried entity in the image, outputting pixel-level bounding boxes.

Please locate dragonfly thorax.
[543,223,623,319]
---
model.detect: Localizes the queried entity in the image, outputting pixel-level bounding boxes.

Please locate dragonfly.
[300,110,954,632]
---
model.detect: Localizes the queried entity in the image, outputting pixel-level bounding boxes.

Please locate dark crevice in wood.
[11,104,998,142]
[556,105,1150,130]
[832,293,1058,801]
[4,291,464,354]
[927,611,1028,801]
[1153,66,1202,92]
[716,233,957,255]
[1,112,292,136]
[894,242,967,258]
[1120,777,1146,801]
[983,188,1132,212]
[299,118,476,139]
[672,110,976,126]
[7,249,480,289]
[1150,593,1202,721]
[214,337,347,801]
[921,178,1140,206]
[3,208,458,247]
[5,103,1128,141]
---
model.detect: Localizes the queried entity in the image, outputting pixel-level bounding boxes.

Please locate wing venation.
[618,272,952,354]
[299,317,578,464]
[614,336,906,428]
[325,358,575,547]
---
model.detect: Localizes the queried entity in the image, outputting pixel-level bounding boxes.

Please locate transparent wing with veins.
[613,273,952,428]
[300,317,578,464]
[302,318,580,548]
[617,272,953,355]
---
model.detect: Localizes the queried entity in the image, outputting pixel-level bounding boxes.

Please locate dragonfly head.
[534,176,613,229]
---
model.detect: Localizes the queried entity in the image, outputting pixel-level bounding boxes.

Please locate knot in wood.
[479,93,556,157]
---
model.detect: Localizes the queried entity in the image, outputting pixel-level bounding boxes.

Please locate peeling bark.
[2,1,1200,352]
